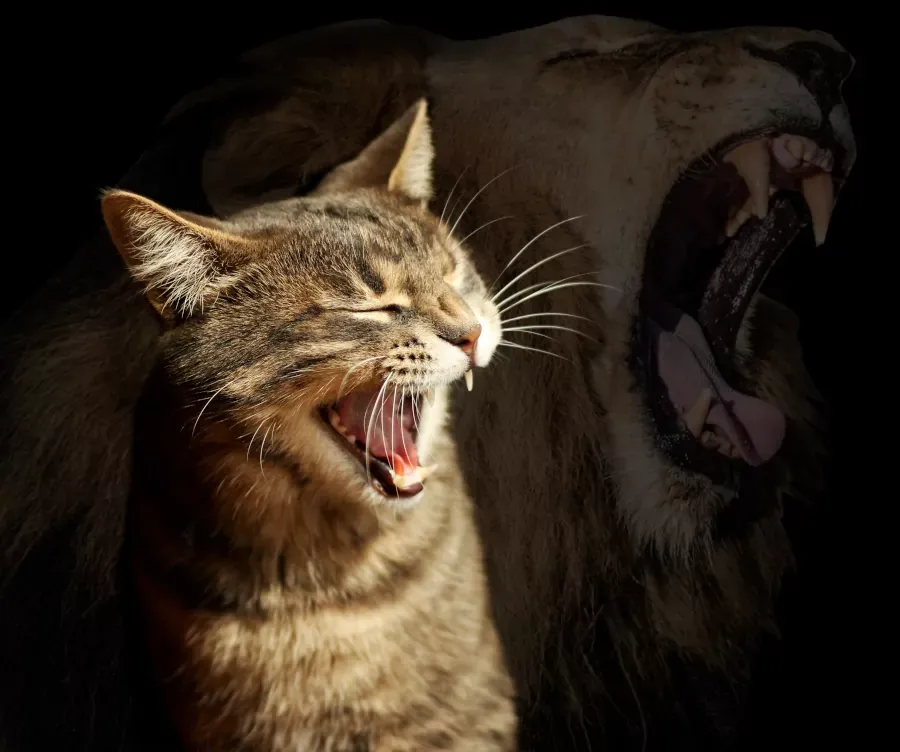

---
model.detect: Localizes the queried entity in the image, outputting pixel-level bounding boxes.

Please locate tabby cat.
[100,100,516,751]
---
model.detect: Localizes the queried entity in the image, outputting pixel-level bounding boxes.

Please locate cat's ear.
[101,189,249,319]
[314,98,434,205]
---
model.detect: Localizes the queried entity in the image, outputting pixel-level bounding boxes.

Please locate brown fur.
[101,101,515,751]
[0,17,856,752]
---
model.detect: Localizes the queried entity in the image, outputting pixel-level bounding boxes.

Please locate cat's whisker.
[410,387,421,433]
[337,357,384,400]
[279,365,316,381]
[192,384,230,437]
[390,385,398,477]
[448,167,514,238]
[492,281,554,310]
[499,281,625,317]
[313,377,337,404]
[502,324,600,344]
[503,329,557,342]
[379,384,392,482]
[458,216,514,246]
[497,340,571,362]
[493,271,603,310]
[399,386,412,472]
[365,377,392,487]
[259,423,274,475]
[491,245,591,303]
[488,215,586,294]
[439,165,470,226]
[246,419,268,462]
[501,312,597,326]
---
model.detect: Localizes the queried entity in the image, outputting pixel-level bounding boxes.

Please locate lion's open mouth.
[321,387,433,499]
[635,130,844,481]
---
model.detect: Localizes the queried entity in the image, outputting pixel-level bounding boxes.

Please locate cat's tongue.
[335,387,419,472]
[649,307,785,465]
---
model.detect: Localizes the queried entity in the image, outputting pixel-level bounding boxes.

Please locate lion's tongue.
[649,308,785,465]
[335,388,418,472]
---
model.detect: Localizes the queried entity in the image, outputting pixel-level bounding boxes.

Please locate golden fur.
[0,16,856,752]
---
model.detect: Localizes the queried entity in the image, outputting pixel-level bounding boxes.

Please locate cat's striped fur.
[103,100,515,751]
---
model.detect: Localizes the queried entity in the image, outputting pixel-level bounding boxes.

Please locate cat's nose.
[451,323,482,361]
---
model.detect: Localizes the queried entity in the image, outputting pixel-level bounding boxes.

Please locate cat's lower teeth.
[391,464,437,489]
[328,408,358,445]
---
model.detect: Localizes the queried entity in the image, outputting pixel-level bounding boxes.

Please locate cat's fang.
[465,370,473,392]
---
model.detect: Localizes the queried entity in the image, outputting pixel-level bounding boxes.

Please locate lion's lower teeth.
[700,429,739,458]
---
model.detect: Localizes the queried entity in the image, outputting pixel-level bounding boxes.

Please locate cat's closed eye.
[344,304,408,324]
[351,304,406,316]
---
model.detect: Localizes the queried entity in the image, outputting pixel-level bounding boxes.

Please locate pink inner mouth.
[335,388,419,472]
[650,308,785,465]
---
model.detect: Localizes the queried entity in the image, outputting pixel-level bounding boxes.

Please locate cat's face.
[103,100,500,508]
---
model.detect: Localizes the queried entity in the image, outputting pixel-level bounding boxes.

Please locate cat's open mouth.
[320,387,431,499]
[632,128,847,484]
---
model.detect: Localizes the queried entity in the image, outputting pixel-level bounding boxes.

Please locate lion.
[0,16,856,752]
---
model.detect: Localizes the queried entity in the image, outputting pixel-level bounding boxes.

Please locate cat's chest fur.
[129,396,510,750]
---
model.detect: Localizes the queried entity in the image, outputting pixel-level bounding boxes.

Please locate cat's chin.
[317,386,437,504]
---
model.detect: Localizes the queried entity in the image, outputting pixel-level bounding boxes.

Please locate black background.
[7,6,862,747]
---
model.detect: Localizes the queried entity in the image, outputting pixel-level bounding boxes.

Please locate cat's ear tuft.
[101,190,242,319]
[313,98,435,205]
[386,99,434,204]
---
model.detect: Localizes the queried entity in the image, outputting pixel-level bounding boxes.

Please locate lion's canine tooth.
[801,172,834,246]
[725,200,752,238]
[725,140,770,219]
[464,370,473,392]
[684,388,713,438]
